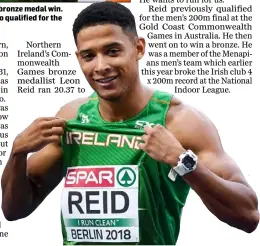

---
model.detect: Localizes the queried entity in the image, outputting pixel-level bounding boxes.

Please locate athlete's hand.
[13,117,66,154]
[138,124,185,167]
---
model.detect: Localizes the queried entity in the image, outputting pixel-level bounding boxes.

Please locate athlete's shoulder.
[56,97,90,120]
[152,91,189,120]
[167,96,210,129]
[166,95,184,118]
[166,96,219,150]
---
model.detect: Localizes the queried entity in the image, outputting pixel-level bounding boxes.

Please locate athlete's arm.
[1,139,63,221]
[171,104,259,233]
[1,98,87,221]
[139,99,259,233]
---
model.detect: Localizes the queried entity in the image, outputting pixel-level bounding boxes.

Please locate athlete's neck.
[98,85,153,122]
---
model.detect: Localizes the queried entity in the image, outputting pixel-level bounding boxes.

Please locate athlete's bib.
[61,165,139,243]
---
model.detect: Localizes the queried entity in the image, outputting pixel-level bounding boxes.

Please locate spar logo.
[65,167,114,187]
[117,167,136,187]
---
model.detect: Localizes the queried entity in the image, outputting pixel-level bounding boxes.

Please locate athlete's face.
[76,24,145,101]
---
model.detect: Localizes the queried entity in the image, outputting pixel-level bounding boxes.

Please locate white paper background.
[0,0,259,245]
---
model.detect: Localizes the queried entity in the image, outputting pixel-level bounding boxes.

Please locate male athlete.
[1,2,259,245]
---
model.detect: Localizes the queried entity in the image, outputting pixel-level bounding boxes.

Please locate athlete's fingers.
[141,134,149,143]
[55,116,66,121]
[144,125,153,135]
[40,119,66,129]
[34,117,60,122]
[44,135,62,145]
[138,143,145,150]
[43,127,65,137]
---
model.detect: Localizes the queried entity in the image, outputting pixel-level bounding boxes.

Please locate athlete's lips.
[95,75,118,84]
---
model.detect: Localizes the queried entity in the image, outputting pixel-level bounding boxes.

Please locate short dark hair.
[73,2,138,44]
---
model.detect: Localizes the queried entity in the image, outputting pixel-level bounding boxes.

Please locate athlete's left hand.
[138,124,185,167]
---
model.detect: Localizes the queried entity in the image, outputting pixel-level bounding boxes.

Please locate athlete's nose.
[94,55,112,75]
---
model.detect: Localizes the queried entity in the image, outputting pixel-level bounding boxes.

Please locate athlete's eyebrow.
[79,42,123,56]
[78,49,92,56]
[103,42,123,49]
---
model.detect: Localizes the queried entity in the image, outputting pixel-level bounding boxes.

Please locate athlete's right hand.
[13,117,66,154]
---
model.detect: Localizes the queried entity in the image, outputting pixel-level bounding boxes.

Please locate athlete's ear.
[135,37,145,61]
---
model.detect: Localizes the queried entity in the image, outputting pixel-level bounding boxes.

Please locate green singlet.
[61,90,190,245]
